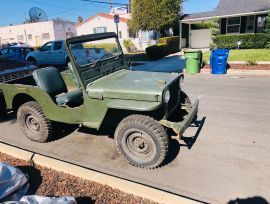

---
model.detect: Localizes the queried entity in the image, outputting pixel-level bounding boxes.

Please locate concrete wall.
[76,16,129,49]
[0,20,76,47]
[190,29,212,48]
[76,15,153,52]
[53,20,77,41]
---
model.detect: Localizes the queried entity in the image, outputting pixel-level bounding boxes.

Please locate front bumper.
[160,99,199,138]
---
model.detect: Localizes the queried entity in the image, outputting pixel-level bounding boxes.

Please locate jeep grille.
[165,77,180,118]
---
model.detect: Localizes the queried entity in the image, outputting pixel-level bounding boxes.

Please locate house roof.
[182,0,270,22]
[76,13,130,27]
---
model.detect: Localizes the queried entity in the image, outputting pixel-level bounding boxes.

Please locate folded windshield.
[70,37,122,67]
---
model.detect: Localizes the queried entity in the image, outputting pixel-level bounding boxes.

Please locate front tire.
[17,101,52,143]
[115,115,169,169]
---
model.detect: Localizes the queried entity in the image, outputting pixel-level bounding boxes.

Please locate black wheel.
[27,57,37,65]
[115,115,169,169]
[17,101,52,143]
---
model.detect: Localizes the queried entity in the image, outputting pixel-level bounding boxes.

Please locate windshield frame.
[67,33,123,68]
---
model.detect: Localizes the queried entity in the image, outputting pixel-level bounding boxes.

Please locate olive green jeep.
[0,33,199,169]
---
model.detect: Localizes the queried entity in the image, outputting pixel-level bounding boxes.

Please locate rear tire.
[17,101,52,143]
[115,115,169,169]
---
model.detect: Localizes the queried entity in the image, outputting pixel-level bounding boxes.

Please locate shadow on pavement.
[17,165,42,195]
[76,197,95,204]
[181,117,206,149]
[50,123,79,142]
[228,196,269,204]
[0,112,17,123]
[163,117,206,166]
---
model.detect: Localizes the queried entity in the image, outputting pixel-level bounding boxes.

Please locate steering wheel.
[91,53,113,67]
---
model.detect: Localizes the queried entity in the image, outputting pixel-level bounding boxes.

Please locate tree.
[209,18,220,49]
[128,0,181,33]
[77,16,84,23]
[264,11,270,48]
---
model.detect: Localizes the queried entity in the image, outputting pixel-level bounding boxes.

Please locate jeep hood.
[86,69,179,102]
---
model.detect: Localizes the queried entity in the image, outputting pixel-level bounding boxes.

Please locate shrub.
[145,43,167,60]
[146,36,180,60]
[123,39,135,53]
[213,33,268,49]
[158,36,180,54]
[247,60,257,66]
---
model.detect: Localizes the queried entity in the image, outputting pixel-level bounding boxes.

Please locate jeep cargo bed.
[0,59,37,83]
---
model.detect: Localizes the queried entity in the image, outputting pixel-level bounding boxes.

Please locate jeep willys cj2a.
[0,33,199,169]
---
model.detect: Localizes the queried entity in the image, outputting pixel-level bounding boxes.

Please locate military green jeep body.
[0,33,199,169]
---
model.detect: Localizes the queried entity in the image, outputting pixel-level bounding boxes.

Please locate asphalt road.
[0,74,270,203]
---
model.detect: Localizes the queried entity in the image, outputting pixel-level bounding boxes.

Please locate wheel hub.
[25,114,40,133]
[134,137,148,151]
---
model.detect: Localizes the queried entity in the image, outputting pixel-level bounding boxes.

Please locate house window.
[17,35,24,41]
[28,34,32,40]
[42,33,50,40]
[119,31,122,38]
[257,15,266,33]
[226,17,241,34]
[93,27,107,34]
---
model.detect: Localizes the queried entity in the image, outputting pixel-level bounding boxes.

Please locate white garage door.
[190,29,212,48]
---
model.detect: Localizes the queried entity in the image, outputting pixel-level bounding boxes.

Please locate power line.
[82,0,128,7]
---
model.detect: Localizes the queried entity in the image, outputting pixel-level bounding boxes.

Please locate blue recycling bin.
[210,49,230,74]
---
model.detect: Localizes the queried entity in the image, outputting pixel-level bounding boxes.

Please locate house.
[181,0,270,48]
[0,19,76,47]
[76,13,153,52]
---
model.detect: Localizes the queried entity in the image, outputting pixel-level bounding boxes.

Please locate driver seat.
[32,67,83,106]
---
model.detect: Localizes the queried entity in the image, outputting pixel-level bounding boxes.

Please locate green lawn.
[203,49,270,62]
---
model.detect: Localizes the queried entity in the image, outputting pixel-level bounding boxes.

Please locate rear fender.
[1,84,84,124]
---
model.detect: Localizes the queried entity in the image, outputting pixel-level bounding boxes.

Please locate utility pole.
[179,0,184,50]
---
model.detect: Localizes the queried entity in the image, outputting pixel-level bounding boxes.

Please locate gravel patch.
[0,152,158,204]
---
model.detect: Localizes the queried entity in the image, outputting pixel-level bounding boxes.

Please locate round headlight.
[164,90,171,103]
[180,76,184,89]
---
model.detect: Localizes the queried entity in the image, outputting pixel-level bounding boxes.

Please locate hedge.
[158,36,180,54]
[146,43,167,60]
[213,33,268,49]
[146,36,180,60]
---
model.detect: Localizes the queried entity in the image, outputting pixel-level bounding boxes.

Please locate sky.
[0,0,219,26]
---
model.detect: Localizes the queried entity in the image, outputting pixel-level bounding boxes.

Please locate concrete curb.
[0,142,201,204]
[206,61,270,65]
[200,69,270,76]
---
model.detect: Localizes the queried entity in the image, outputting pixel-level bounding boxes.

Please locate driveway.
[0,74,270,203]
[132,53,185,73]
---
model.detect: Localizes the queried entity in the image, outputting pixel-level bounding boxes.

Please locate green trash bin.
[184,50,201,74]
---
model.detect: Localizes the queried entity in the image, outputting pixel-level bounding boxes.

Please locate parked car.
[26,41,70,66]
[0,32,199,169]
[0,47,34,62]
